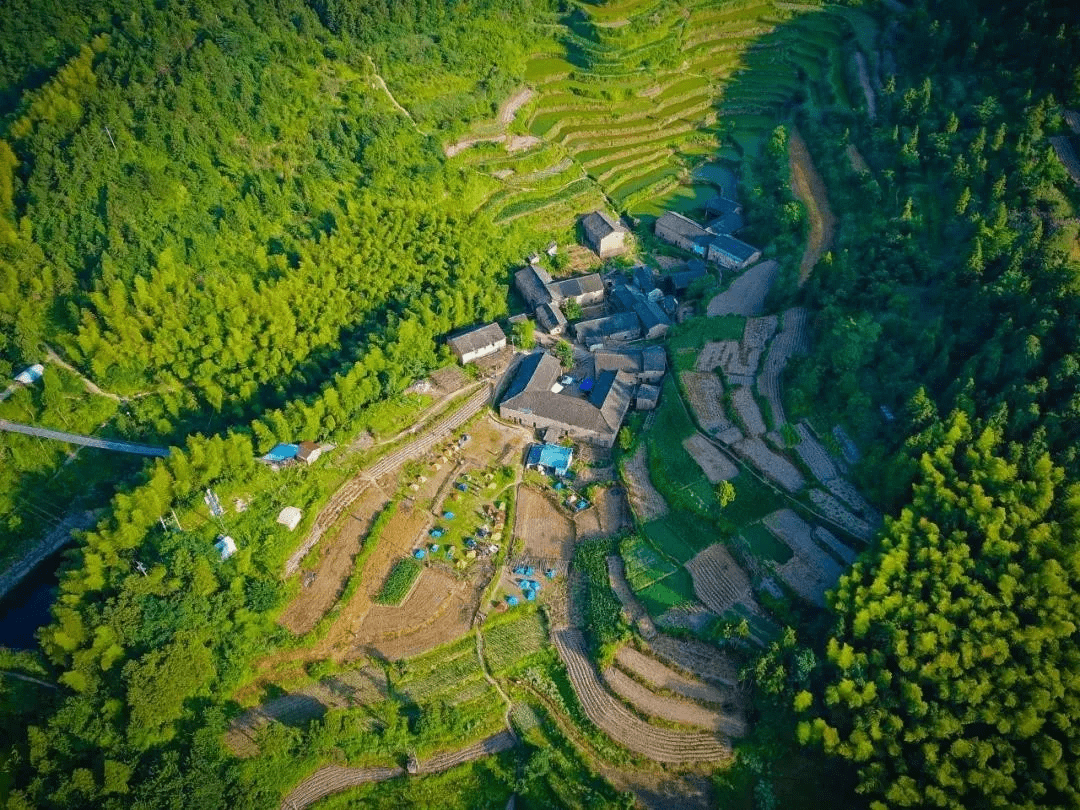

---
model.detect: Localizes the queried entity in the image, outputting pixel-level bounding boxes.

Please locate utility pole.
[103,126,117,152]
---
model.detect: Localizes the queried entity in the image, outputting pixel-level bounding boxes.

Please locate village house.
[514,262,606,334]
[635,384,661,411]
[665,260,710,295]
[581,209,629,258]
[574,312,643,350]
[611,283,670,340]
[592,346,667,384]
[654,211,714,257]
[447,322,507,363]
[499,352,633,447]
[655,209,761,271]
[708,234,761,271]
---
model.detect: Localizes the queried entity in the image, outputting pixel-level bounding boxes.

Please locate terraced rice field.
[552,628,733,763]
[436,0,849,230]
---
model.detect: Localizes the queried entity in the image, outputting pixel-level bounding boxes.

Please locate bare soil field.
[732,436,805,492]
[603,666,747,737]
[731,386,767,437]
[743,315,779,350]
[813,526,856,564]
[808,489,873,541]
[516,486,576,560]
[792,421,838,483]
[756,307,809,429]
[602,769,716,810]
[645,634,739,687]
[696,341,757,385]
[682,435,738,482]
[279,485,390,635]
[788,127,836,284]
[685,543,762,618]
[574,505,604,539]
[764,509,845,607]
[614,647,730,706]
[706,260,778,317]
[553,628,732,763]
[595,486,632,535]
[680,371,733,434]
[623,446,669,520]
[1050,135,1080,185]
[823,476,880,524]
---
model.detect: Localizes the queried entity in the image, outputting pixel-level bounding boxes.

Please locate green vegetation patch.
[635,567,696,616]
[573,537,629,656]
[482,608,548,674]
[642,514,712,564]
[374,558,423,606]
[619,534,679,591]
[668,315,746,352]
[739,522,793,564]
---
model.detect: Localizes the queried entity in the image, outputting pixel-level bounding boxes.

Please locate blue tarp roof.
[527,444,573,475]
[262,443,299,462]
[579,377,594,392]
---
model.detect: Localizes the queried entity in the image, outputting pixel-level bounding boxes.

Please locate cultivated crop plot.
[607,554,658,637]
[623,445,670,520]
[680,371,734,434]
[552,628,733,763]
[614,647,732,706]
[731,386,767,436]
[645,633,740,688]
[732,436,806,492]
[682,434,738,482]
[278,484,391,635]
[696,340,758,384]
[792,421,839,482]
[822,476,880,525]
[756,306,810,428]
[743,314,779,351]
[706,260,779,317]
[515,486,576,561]
[685,543,763,618]
[813,526,856,565]
[481,610,548,673]
[603,666,747,737]
[808,489,873,541]
[764,509,845,607]
[594,486,632,535]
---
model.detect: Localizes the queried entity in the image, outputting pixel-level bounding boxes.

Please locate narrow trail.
[853,52,876,120]
[43,347,121,402]
[788,127,835,285]
[363,54,424,134]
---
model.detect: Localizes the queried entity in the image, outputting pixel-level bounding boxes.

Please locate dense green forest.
[2,0,1080,807]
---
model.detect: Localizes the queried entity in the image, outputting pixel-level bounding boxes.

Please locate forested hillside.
[776,0,1080,807]
[3,0,1080,807]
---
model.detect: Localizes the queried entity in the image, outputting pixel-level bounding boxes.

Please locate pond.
[0,553,62,650]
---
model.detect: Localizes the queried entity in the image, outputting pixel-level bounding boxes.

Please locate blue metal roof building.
[262,443,300,462]
[527,443,574,476]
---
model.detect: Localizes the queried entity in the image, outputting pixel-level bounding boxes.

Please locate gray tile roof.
[711,234,759,263]
[575,312,642,345]
[447,322,506,357]
[536,302,568,333]
[705,196,741,217]
[582,210,627,244]
[515,264,554,309]
[655,211,711,242]
[549,273,604,300]
[706,211,745,235]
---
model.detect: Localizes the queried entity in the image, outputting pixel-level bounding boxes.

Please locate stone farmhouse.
[499,352,634,447]
[581,209,629,258]
[654,210,761,271]
[447,322,507,363]
[514,263,605,335]
[592,345,667,384]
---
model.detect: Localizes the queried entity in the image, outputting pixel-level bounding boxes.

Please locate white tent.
[215,535,237,561]
[277,506,302,531]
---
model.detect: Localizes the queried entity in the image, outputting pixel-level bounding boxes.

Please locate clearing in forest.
[788,127,836,284]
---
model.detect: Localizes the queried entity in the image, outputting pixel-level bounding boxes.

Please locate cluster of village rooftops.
[446,198,760,449]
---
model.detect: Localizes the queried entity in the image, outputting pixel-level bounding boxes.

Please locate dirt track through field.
[788,128,836,285]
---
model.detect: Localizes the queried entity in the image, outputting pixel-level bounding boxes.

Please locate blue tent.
[455,483,468,492]
[525,566,535,576]
[429,543,440,552]
[514,566,527,576]
[525,590,537,601]
[506,595,519,606]
[545,569,556,579]
[429,528,444,538]
[262,443,299,462]
[443,511,455,520]
[465,538,477,549]
[413,549,427,559]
